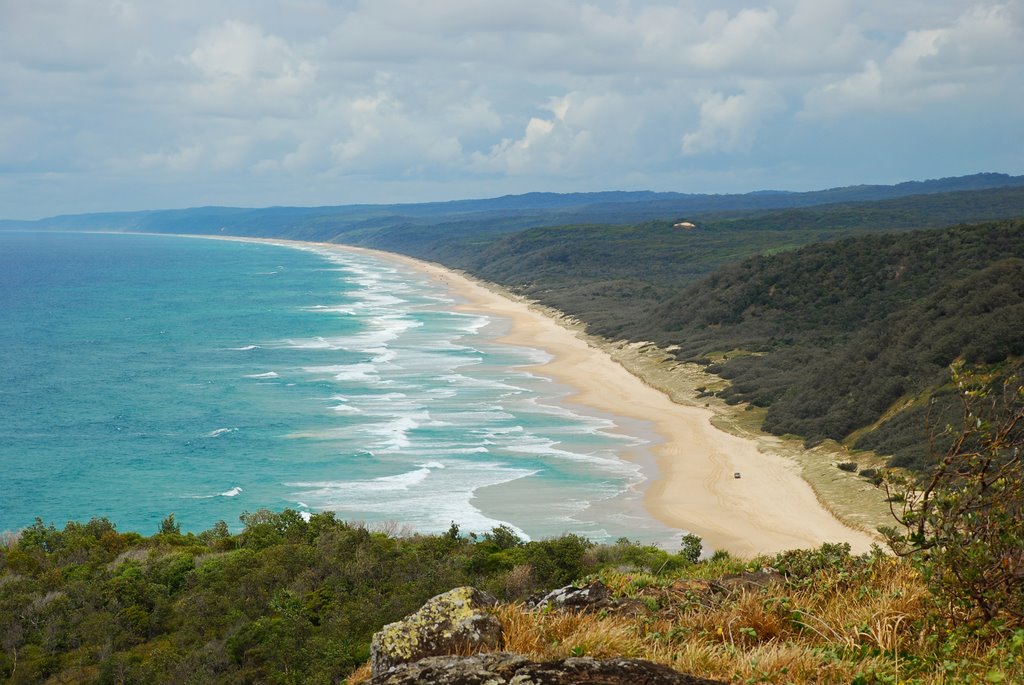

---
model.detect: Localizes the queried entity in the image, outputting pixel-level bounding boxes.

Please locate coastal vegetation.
[2,515,1021,683]
[2,376,1022,682]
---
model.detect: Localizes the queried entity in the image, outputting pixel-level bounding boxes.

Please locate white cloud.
[682,87,784,155]
[0,1,1021,217]
[805,3,1023,115]
[327,92,467,172]
[139,145,203,172]
[472,93,635,175]
[185,20,316,115]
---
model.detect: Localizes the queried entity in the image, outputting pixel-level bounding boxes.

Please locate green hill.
[403,196,1024,470]
[644,221,1024,468]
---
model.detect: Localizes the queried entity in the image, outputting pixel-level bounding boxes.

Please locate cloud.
[185,20,316,116]
[682,87,784,156]
[804,3,1024,115]
[471,91,668,176]
[0,1,141,72]
[0,1,1021,217]
[326,92,463,174]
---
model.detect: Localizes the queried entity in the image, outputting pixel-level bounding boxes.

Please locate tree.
[680,533,703,564]
[159,514,181,536]
[484,525,523,551]
[882,364,1024,625]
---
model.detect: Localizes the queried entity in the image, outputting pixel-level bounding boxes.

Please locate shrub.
[858,468,883,486]
[882,365,1024,626]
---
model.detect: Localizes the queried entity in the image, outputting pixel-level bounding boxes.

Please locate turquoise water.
[0,232,679,544]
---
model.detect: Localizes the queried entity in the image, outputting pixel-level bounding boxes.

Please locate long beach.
[220,235,879,556]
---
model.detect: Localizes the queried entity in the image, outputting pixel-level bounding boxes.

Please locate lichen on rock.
[370,586,503,676]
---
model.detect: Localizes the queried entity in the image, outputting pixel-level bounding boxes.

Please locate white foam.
[287,461,536,539]
[302,304,356,315]
[305,363,379,384]
[249,241,658,541]
[367,347,398,365]
[244,371,279,379]
[505,437,640,474]
[281,336,335,350]
[289,463,434,492]
[185,485,244,499]
[228,345,260,351]
[206,427,236,438]
[364,414,424,450]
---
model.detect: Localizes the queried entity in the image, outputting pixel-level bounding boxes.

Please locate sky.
[1,0,1022,219]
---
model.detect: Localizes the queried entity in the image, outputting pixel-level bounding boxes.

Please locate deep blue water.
[0,232,678,543]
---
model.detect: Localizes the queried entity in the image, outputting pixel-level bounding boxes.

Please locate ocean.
[0,231,679,544]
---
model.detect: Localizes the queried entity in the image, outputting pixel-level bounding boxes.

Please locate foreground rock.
[368,653,727,685]
[370,587,503,676]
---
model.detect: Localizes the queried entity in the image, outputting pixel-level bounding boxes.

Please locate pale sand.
[211,235,880,557]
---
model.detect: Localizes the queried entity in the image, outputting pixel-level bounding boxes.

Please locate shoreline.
[206,234,878,556]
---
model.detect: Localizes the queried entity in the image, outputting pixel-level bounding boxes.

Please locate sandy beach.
[218,235,880,557]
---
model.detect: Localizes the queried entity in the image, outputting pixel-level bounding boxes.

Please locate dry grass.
[347,661,372,684]
[485,560,928,683]
[347,557,1024,683]
[495,603,646,660]
[351,561,926,682]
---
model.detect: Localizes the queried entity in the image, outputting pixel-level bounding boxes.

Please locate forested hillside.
[643,220,1024,468]
[397,185,1024,336]
[0,513,606,683]
[407,206,1024,470]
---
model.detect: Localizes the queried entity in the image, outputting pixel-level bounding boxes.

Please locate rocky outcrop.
[368,653,727,684]
[710,569,784,596]
[532,581,645,615]
[368,585,726,684]
[370,587,503,676]
[534,581,612,611]
[668,569,784,606]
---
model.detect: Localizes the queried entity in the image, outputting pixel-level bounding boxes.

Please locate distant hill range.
[4,171,1024,470]
[3,171,1023,243]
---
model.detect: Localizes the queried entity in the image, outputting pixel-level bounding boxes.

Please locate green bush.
[882,366,1024,626]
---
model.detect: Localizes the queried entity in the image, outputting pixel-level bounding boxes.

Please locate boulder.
[532,581,645,615]
[533,581,613,612]
[370,587,503,677]
[710,569,784,596]
[368,653,727,685]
